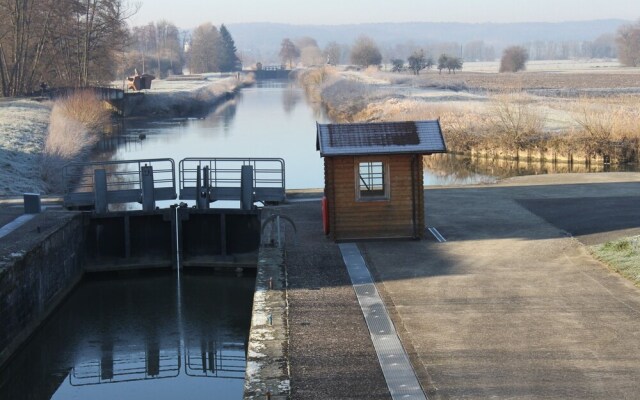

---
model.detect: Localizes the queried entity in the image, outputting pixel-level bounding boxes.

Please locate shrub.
[499,46,529,73]
[41,91,108,192]
[54,90,111,131]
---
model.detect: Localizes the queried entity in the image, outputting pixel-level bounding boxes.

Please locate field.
[300,61,640,163]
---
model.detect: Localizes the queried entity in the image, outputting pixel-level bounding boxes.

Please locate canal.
[95,79,639,189]
[0,272,255,399]
[3,78,638,399]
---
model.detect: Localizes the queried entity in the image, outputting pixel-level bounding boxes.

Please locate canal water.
[97,80,329,190]
[0,272,254,399]
[4,78,637,399]
[95,79,639,189]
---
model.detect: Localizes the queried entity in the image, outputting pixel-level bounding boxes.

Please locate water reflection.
[92,80,640,191]
[0,273,254,400]
[423,153,640,185]
[281,84,301,114]
[94,80,328,190]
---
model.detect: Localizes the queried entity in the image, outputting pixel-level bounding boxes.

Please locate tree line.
[0,0,242,97]
[0,0,134,96]
[275,18,639,73]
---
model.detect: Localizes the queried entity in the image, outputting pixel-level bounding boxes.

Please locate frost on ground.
[0,100,51,196]
[127,74,254,117]
[0,75,254,196]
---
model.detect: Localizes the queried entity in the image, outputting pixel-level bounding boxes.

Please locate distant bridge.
[45,86,130,115]
[254,66,291,80]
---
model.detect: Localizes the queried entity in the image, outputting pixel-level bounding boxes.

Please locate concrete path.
[361,173,640,399]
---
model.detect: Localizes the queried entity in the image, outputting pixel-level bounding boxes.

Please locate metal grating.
[339,243,427,400]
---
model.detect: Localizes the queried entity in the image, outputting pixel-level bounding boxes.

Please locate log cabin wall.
[325,154,425,241]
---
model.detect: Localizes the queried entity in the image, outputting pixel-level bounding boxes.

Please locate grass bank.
[591,236,640,286]
[0,100,50,195]
[0,74,255,196]
[125,74,255,117]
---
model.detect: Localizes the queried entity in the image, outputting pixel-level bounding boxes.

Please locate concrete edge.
[359,244,438,399]
[0,213,85,368]
[243,246,290,400]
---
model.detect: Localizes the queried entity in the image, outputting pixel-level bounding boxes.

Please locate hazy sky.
[131,0,639,27]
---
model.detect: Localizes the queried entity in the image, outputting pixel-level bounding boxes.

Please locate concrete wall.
[0,213,85,367]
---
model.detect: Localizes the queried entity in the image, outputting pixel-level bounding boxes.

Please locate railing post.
[141,165,156,211]
[240,165,254,210]
[94,169,108,213]
[201,166,210,209]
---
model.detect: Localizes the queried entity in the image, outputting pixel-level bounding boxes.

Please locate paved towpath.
[362,172,640,399]
[284,172,640,399]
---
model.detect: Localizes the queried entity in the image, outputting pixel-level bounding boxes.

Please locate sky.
[131,0,640,28]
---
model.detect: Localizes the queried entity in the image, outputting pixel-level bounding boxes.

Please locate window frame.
[355,158,390,201]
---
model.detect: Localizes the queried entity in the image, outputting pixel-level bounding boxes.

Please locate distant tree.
[350,36,382,67]
[446,56,463,73]
[426,56,435,70]
[279,38,300,68]
[188,23,220,73]
[437,54,448,74]
[155,21,185,76]
[589,33,617,59]
[391,58,405,72]
[323,41,342,65]
[499,46,529,72]
[301,46,324,66]
[408,49,432,75]
[437,54,462,74]
[296,36,323,66]
[324,41,341,65]
[616,20,640,67]
[463,40,496,61]
[218,24,241,71]
[295,36,318,49]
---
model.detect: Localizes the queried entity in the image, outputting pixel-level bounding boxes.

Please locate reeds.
[41,90,110,192]
[298,66,640,164]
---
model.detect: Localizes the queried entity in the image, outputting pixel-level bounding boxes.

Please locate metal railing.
[184,341,246,379]
[63,158,176,211]
[69,344,180,386]
[178,157,286,204]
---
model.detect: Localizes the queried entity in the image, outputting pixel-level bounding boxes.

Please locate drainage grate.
[339,243,427,400]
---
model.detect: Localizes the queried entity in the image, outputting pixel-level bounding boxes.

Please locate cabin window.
[356,161,389,200]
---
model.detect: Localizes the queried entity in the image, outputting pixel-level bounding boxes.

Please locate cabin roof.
[316,120,447,157]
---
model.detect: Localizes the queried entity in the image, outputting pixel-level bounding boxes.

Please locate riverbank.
[0,100,51,196]
[0,74,254,196]
[298,64,640,165]
[125,73,255,117]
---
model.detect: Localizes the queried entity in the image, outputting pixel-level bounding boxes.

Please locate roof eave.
[320,149,447,157]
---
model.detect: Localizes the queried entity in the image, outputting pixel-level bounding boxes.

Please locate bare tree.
[499,46,529,73]
[407,49,432,75]
[616,20,640,67]
[188,23,220,73]
[350,36,382,67]
[0,0,58,95]
[279,38,299,68]
[323,41,341,65]
[437,54,448,74]
[73,0,136,86]
[489,93,544,160]
[391,58,404,72]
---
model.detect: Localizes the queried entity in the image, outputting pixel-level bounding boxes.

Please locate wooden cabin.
[316,120,447,241]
